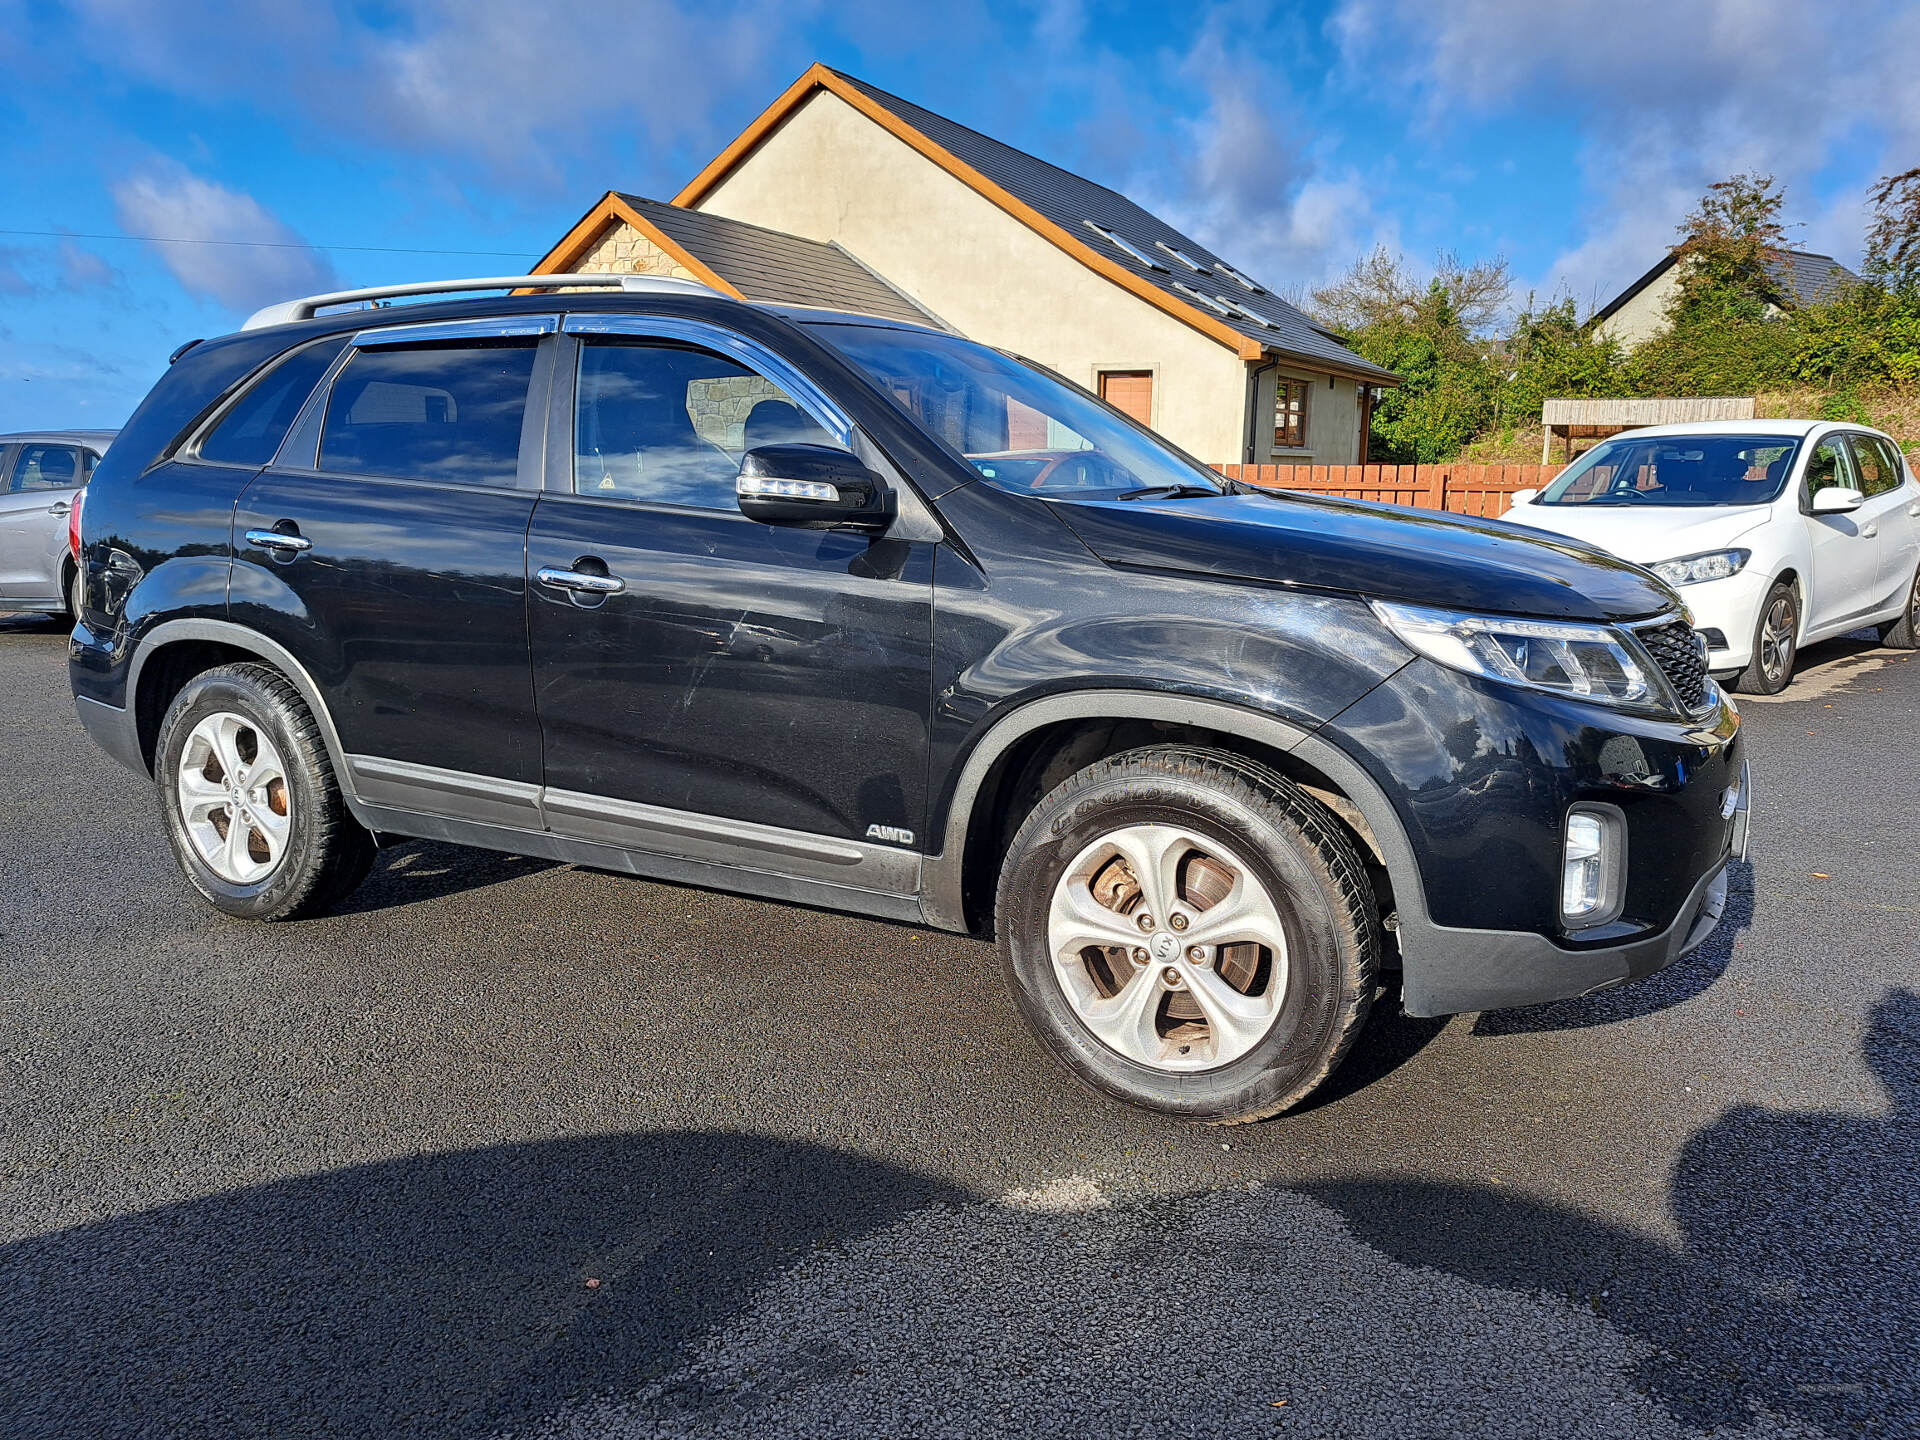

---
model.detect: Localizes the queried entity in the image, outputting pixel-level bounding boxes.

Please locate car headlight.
[1648,549,1750,587]
[1372,599,1653,707]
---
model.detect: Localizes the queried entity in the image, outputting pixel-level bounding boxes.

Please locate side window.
[1848,434,1905,498]
[8,444,84,491]
[200,337,350,467]
[1803,438,1856,501]
[318,340,537,488]
[573,338,842,509]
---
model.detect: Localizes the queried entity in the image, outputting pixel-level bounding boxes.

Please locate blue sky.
[3,0,1916,433]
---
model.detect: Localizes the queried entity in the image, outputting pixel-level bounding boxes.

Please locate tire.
[1878,565,1920,649]
[995,745,1379,1124]
[63,562,82,622]
[1734,581,1798,695]
[154,662,375,920]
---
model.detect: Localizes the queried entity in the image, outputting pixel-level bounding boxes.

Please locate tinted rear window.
[199,337,350,467]
[318,341,536,488]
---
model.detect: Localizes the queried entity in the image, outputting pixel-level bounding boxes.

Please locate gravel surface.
[1,612,1915,1438]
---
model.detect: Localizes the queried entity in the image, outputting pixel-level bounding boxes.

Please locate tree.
[1668,171,1791,322]
[1865,167,1920,293]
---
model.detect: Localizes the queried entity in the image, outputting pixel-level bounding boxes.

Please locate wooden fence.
[1212,463,1568,518]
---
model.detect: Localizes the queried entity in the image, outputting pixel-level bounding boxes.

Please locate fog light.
[1561,806,1624,927]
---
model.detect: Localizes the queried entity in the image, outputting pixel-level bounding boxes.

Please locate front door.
[0,442,84,602]
[525,319,934,868]
[231,319,554,823]
[1800,433,1882,636]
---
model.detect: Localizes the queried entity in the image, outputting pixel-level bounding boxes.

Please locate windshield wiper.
[1115,483,1221,502]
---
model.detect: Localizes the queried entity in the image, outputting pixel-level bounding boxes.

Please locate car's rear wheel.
[63,563,83,622]
[1878,565,1920,649]
[1735,582,1798,695]
[155,663,374,920]
[996,745,1379,1123]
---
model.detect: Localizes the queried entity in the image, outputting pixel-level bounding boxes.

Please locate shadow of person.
[1473,857,1754,1035]
[1309,987,1920,1432]
[0,1132,965,1439]
[329,840,558,917]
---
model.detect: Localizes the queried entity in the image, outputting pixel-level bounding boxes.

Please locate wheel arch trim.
[128,618,357,802]
[920,689,1430,939]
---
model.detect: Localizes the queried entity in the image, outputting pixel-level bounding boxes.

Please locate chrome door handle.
[536,566,624,595]
[244,528,313,554]
[47,501,70,516]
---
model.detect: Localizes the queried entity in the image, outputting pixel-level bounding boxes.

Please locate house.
[1593,247,1862,350]
[534,64,1398,466]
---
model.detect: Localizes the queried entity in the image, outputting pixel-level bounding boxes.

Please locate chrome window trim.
[561,312,855,448]
[350,315,559,347]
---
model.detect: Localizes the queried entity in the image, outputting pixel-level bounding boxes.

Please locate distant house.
[535,64,1398,465]
[1592,247,1862,350]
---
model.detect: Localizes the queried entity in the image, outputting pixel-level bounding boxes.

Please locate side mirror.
[1810,486,1865,514]
[1506,487,1540,511]
[736,444,891,532]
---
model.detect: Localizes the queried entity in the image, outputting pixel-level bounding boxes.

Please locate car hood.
[1051,491,1678,622]
[1500,500,1773,564]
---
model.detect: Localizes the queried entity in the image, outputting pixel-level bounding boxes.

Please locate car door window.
[318,340,537,488]
[7,445,83,491]
[572,338,843,509]
[1847,434,1907,497]
[200,337,350,467]
[1803,438,1856,502]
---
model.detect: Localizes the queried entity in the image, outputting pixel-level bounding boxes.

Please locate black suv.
[70,275,1748,1122]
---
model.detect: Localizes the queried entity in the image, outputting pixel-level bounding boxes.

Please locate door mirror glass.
[1810,486,1865,514]
[736,444,890,531]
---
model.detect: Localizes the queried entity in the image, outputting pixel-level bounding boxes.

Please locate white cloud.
[1334,0,1920,306]
[111,164,337,312]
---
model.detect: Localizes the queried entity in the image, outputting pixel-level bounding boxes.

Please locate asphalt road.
[1,613,1915,1439]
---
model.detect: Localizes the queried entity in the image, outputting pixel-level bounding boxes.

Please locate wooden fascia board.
[672,65,1259,356]
[529,191,746,300]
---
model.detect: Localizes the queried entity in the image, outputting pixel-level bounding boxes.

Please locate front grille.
[1637,619,1710,710]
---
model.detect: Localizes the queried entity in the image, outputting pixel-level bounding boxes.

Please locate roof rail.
[240,273,721,331]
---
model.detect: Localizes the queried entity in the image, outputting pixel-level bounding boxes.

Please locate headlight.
[1648,549,1749,587]
[1372,599,1653,707]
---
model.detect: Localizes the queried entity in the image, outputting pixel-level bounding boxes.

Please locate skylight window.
[1218,296,1276,327]
[1215,261,1265,294]
[1172,281,1234,317]
[1153,240,1211,274]
[1083,221,1167,271]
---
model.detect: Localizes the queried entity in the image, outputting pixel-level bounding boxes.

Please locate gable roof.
[1594,247,1862,326]
[535,191,943,327]
[675,64,1398,386]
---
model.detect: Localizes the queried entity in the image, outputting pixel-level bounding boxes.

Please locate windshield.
[1537,433,1800,507]
[807,322,1224,498]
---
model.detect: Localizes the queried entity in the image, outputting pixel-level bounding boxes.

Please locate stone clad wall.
[572,221,697,280]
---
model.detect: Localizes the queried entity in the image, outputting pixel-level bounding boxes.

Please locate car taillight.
[69,488,85,559]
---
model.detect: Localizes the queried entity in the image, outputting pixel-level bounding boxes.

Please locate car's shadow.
[5,991,1914,1437]
[331,839,558,915]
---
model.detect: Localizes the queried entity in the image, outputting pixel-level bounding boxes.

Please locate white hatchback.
[1504,420,1920,693]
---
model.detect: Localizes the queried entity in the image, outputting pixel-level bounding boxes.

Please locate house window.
[1274,378,1309,450]
[1098,371,1154,428]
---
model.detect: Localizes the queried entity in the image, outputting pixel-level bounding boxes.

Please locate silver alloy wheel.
[1760,594,1795,683]
[176,711,293,884]
[1046,824,1289,1072]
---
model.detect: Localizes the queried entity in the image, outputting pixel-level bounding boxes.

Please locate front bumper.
[1401,757,1749,1016]
[1675,569,1770,672]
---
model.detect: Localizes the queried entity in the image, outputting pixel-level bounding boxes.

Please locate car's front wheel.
[154,663,375,920]
[995,746,1379,1123]
[1878,565,1920,649]
[1735,581,1798,695]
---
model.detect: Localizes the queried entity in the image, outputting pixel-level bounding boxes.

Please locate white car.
[1503,420,1920,693]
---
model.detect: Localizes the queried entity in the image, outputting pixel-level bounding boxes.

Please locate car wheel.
[995,745,1379,1123]
[1735,582,1798,695]
[1878,566,1920,649]
[63,562,83,621]
[154,662,375,920]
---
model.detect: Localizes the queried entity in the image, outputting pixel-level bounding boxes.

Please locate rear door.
[0,442,83,601]
[525,314,934,865]
[231,316,555,825]
[1800,432,1881,635]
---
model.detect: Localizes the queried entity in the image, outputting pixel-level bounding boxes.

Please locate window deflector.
[561,313,854,450]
